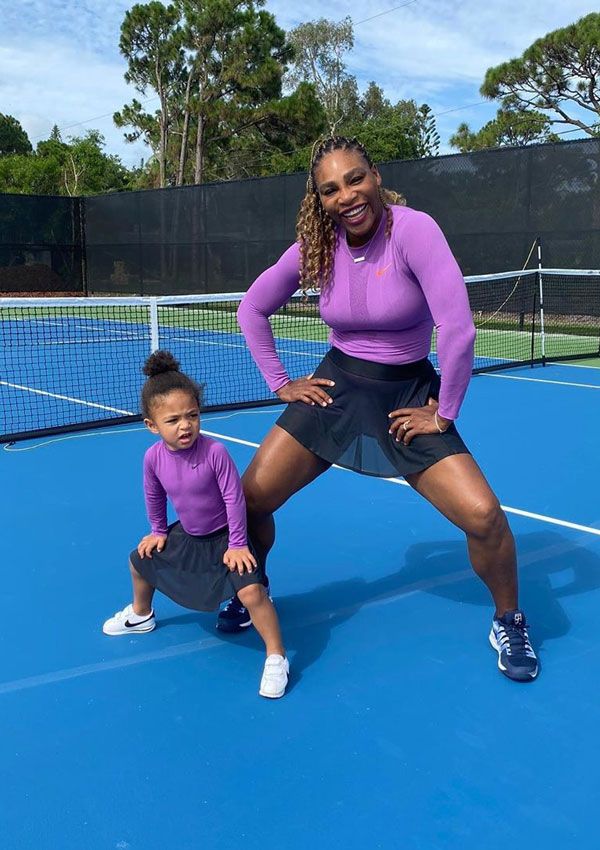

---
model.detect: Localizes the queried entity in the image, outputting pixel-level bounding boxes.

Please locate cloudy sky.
[0,0,595,168]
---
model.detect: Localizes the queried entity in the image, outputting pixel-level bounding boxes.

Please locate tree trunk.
[194,110,205,184]
[159,108,168,188]
[177,71,194,186]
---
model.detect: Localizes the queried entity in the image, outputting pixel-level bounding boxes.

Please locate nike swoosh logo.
[124,616,153,628]
[375,263,392,277]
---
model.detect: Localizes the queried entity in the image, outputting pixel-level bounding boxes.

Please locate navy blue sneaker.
[489,609,538,681]
[216,586,271,633]
[216,595,252,633]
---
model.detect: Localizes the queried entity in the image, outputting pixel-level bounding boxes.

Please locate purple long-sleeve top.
[143,435,247,548]
[237,206,476,420]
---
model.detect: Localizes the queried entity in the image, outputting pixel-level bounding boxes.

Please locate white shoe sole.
[489,630,508,671]
[259,658,288,699]
[259,683,287,699]
[103,621,156,636]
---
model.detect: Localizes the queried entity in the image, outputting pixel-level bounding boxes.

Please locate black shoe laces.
[498,621,535,658]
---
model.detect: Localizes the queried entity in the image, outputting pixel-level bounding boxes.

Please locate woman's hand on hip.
[276,376,335,407]
[388,398,452,446]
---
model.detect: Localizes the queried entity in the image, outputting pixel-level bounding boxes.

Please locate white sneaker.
[259,654,289,699]
[103,603,156,636]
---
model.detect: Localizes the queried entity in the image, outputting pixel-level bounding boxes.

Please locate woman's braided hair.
[296,136,405,293]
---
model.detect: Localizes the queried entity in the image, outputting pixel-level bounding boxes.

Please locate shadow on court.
[155,530,600,688]
[402,530,600,647]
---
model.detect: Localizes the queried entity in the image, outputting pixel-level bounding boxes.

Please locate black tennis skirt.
[130,522,266,612]
[276,347,470,478]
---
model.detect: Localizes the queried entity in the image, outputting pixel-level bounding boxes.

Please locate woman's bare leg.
[405,453,517,617]
[242,425,331,570]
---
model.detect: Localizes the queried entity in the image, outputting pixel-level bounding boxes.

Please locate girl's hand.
[276,376,335,407]
[388,398,452,446]
[223,547,258,576]
[137,533,167,559]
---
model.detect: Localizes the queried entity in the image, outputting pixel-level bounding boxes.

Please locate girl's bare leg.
[129,559,155,616]
[238,584,285,657]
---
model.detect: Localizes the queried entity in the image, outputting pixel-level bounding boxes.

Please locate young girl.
[102,350,289,699]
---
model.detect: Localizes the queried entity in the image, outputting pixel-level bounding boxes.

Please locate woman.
[219,135,538,682]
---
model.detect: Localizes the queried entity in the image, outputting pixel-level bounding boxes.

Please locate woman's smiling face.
[314,148,384,246]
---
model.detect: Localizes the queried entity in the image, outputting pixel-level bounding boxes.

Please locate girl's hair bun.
[142,350,180,378]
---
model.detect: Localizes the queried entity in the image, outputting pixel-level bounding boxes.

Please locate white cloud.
[3,0,129,57]
[270,0,597,136]
[0,0,595,166]
[0,39,149,167]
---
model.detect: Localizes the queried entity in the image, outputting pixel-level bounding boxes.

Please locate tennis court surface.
[2,354,600,848]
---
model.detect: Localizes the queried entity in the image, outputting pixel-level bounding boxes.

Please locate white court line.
[12,338,145,347]
[171,334,325,359]
[553,361,600,371]
[201,429,600,538]
[31,318,142,340]
[480,373,600,390]
[0,636,227,695]
[0,380,134,415]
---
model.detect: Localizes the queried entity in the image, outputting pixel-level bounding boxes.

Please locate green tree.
[115,1,183,188]
[343,99,440,161]
[360,82,391,121]
[286,17,356,132]
[481,12,600,136]
[208,81,325,178]
[63,131,130,195]
[178,0,294,184]
[0,131,129,195]
[450,108,560,152]
[0,114,32,156]
[116,0,313,186]
[0,154,61,194]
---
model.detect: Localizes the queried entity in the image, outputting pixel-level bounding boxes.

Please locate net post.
[536,236,546,366]
[149,298,159,352]
[530,288,537,367]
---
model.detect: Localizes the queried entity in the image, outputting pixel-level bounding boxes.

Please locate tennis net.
[1,268,598,442]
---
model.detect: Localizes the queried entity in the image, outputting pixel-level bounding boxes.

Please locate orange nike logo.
[375,263,392,277]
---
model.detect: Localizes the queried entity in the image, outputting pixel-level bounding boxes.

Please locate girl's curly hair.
[296,136,405,293]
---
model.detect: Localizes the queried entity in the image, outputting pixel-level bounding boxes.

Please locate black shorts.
[130,522,266,612]
[276,347,470,478]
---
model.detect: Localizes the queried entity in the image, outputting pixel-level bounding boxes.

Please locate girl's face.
[313,148,383,246]
[145,389,200,451]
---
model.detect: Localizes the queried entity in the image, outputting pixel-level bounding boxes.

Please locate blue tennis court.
[1,360,600,849]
